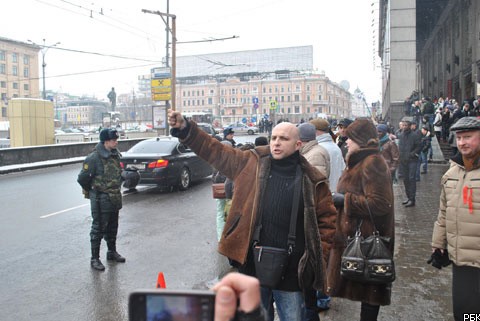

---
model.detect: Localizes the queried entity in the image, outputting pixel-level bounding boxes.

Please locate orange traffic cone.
[156,272,166,288]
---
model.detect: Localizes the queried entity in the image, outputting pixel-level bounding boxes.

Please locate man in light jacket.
[431,117,480,320]
[309,118,345,192]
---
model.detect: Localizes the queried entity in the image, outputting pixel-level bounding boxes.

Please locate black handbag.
[341,200,395,284]
[252,166,301,288]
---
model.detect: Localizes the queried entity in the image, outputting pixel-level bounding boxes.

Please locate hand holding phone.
[129,289,215,321]
[129,273,265,321]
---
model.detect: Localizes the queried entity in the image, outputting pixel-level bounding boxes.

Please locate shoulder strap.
[286,166,302,253]
[365,199,379,234]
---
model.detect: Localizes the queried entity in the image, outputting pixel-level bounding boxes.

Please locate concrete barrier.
[0,138,155,167]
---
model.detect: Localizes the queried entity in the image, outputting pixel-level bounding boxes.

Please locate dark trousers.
[400,160,417,202]
[90,191,119,248]
[360,302,380,321]
[452,264,480,321]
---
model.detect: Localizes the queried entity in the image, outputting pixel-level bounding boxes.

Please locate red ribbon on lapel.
[463,186,473,214]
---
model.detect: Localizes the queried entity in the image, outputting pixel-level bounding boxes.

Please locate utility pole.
[165,0,169,68]
[27,39,60,100]
[142,9,176,110]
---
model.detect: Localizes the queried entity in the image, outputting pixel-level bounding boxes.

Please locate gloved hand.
[427,249,452,269]
[332,193,345,208]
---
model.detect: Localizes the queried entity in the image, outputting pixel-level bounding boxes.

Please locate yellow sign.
[151,79,171,87]
[151,86,171,94]
[269,100,278,110]
[153,93,172,101]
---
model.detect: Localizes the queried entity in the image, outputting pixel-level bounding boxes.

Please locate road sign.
[252,97,259,104]
[151,79,172,87]
[253,103,259,109]
[270,100,278,110]
[153,93,172,101]
[151,86,171,94]
[251,116,257,123]
[151,67,171,79]
[242,118,247,124]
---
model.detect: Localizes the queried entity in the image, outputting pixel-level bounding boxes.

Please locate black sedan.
[120,137,213,191]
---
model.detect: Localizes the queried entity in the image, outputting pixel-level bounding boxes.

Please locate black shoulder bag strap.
[252,165,302,255]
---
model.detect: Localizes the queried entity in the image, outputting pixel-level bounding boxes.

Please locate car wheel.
[248,129,254,135]
[178,167,191,191]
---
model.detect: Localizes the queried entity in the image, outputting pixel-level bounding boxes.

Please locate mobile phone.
[129,289,216,321]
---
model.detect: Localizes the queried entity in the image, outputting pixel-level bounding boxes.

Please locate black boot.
[107,243,126,263]
[91,247,105,271]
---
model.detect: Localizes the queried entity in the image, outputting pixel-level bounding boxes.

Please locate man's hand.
[167,109,185,129]
[212,272,263,321]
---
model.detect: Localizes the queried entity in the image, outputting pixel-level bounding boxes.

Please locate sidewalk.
[321,162,453,321]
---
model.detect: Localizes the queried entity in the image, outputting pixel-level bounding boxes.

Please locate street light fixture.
[27,39,60,100]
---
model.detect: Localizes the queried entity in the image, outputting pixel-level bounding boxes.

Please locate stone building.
[161,46,352,125]
[0,37,40,121]
[378,0,480,127]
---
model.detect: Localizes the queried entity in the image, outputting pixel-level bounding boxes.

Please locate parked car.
[197,123,219,136]
[120,137,213,191]
[224,123,259,135]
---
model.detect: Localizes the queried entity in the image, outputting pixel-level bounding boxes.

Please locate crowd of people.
[75,105,479,320]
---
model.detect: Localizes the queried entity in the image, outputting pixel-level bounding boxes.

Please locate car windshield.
[128,140,177,154]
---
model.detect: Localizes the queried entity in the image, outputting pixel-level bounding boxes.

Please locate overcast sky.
[2,0,381,103]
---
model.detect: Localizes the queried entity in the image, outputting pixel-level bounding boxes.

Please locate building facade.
[0,37,40,121]
[175,71,351,125]
[378,0,480,127]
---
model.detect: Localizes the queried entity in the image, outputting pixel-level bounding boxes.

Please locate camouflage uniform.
[78,141,124,270]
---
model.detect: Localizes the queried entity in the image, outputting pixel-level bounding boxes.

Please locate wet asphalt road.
[0,164,230,321]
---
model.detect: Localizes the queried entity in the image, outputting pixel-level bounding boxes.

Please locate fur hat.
[99,128,119,143]
[254,136,269,146]
[309,118,330,132]
[345,118,379,148]
[298,123,317,142]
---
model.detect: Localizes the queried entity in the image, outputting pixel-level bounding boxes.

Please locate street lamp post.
[28,39,60,100]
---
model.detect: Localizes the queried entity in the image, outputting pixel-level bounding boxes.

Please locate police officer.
[78,128,125,271]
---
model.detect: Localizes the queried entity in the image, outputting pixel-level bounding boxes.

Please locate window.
[12,53,18,63]
[24,84,29,91]
[0,81,6,88]
[208,98,213,105]
[318,95,323,101]
[294,95,300,102]
[294,106,300,113]
[13,82,18,89]
[307,95,310,102]
[13,66,18,76]
[1,107,6,118]
[23,55,30,65]
[0,64,5,74]
[243,108,247,115]
[24,67,29,77]
[306,85,310,91]
[0,50,5,61]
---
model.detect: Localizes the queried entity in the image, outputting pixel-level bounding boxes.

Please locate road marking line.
[40,204,89,219]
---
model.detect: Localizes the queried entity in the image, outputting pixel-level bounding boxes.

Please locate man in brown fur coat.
[168,109,336,321]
